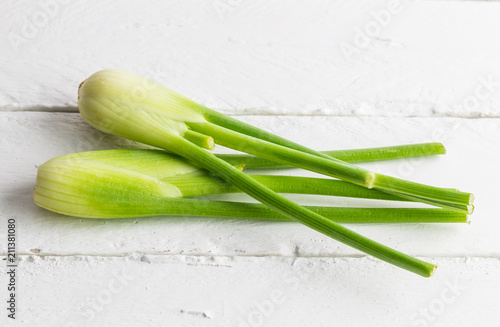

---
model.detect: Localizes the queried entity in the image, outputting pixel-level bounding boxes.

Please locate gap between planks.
[1,106,500,118]
[1,253,499,261]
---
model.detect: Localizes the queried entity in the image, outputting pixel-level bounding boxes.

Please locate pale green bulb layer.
[78,69,207,149]
[34,149,468,225]
[49,149,205,178]
[34,158,184,218]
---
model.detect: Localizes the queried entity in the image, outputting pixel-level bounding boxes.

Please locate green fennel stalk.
[48,148,405,201]
[75,69,445,277]
[34,155,469,223]
[218,142,446,169]
[189,122,472,213]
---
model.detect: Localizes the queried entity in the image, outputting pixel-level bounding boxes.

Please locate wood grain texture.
[0,255,498,326]
[1,0,500,116]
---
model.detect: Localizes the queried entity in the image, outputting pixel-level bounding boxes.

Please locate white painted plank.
[1,0,500,116]
[1,112,498,258]
[0,255,498,326]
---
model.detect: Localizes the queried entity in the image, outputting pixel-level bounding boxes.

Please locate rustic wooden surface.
[1,1,499,326]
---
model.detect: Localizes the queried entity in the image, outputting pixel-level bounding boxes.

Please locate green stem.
[380,191,473,214]
[98,197,468,223]
[164,175,404,201]
[197,106,332,158]
[191,123,374,187]
[183,130,215,150]
[216,143,446,168]
[169,135,436,277]
[372,175,473,206]
[164,174,472,213]
[189,122,472,209]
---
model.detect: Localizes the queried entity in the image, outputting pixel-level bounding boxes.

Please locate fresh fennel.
[74,69,458,277]
[34,151,468,225]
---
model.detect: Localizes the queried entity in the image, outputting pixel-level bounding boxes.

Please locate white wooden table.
[1,1,499,326]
